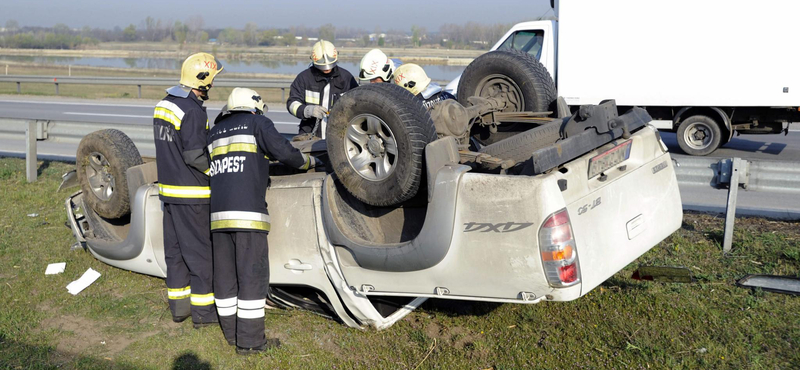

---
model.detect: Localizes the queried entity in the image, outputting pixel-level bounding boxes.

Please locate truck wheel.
[457,49,557,145]
[327,83,437,206]
[676,115,722,156]
[478,120,562,166]
[77,129,143,219]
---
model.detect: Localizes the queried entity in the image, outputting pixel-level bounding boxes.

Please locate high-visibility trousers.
[163,203,216,324]
[212,231,269,349]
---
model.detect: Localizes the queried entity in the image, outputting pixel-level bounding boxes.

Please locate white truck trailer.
[446,0,800,155]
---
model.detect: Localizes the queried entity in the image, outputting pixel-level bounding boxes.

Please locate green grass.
[0,157,798,369]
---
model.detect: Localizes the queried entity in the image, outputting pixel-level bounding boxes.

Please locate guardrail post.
[138,85,142,99]
[55,83,59,95]
[723,158,747,254]
[281,87,285,102]
[16,81,20,93]
[26,121,37,183]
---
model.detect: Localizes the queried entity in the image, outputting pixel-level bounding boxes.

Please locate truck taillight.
[539,209,580,287]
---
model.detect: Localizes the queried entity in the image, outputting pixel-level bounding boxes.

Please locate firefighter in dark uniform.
[153,52,223,327]
[209,87,318,355]
[287,39,358,139]
[393,63,455,109]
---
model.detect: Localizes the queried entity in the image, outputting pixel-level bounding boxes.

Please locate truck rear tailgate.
[554,126,682,297]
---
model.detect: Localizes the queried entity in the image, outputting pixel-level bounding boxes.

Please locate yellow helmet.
[179,52,223,91]
[227,87,267,114]
[310,40,338,71]
[393,63,431,96]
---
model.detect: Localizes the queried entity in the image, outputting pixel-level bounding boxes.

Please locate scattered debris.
[66,268,101,295]
[696,348,707,354]
[45,263,66,275]
[70,242,85,252]
[27,213,38,218]
[736,275,800,296]
[631,266,693,283]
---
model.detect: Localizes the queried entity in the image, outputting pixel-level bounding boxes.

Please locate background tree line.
[0,17,537,50]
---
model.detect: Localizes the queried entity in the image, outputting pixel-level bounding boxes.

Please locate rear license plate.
[588,140,632,179]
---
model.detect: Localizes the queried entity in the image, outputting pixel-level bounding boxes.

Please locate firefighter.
[153,52,223,327]
[286,40,358,138]
[209,87,319,355]
[393,63,455,109]
[357,48,400,84]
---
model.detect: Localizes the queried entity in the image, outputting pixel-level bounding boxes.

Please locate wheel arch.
[673,107,733,143]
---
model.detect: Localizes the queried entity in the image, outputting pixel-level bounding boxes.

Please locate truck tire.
[327,83,437,206]
[457,49,557,145]
[77,129,143,219]
[478,120,562,165]
[676,115,722,156]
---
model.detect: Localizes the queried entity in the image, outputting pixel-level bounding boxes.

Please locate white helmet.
[358,49,396,82]
[227,87,267,114]
[311,40,338,71]
[393,63,431,96]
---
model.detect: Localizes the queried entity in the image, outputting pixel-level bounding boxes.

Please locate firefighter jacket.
[286,66,359,134]
[153,86,211,204]
[207,112,312,233]
[420,83,455,110]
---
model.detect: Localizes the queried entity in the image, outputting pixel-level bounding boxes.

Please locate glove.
[304,105,327,120]
[312,156,323,168]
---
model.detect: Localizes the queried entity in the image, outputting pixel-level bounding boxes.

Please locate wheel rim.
[344,114,398,181]
[85,152,115,201]
[683,122,714,150]
[475,74,525,112]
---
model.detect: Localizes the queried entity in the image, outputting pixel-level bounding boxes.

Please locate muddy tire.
[478,120,562,165]
[77,129,143,219]
[327,83,437,206]
[457,49,557,145]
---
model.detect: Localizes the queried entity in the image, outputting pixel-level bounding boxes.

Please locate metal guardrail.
[673,156,800,194]
[0,75,295,99]
[673,155,800,253]
[0,75,452,99]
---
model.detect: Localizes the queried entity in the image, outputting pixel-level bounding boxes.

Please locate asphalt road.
[1,96,798,219]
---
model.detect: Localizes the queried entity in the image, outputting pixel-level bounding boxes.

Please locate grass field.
[0,157,798,369]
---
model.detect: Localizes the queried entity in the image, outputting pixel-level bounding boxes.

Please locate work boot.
[172,315,190,323]
[193,320,219,330]
[236,338,281,355]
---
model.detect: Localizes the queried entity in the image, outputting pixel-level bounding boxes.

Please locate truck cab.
[448,0,800,156]
[445,20,557,94]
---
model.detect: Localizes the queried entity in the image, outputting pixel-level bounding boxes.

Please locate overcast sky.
[0,0,554,32]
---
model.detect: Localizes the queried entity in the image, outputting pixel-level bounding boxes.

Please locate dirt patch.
[37,315,157,359]
[423,322,479,350]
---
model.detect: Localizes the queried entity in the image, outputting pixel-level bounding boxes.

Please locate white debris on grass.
[66,268,101,295]
[27,213,38,217]
[45,262,66,275]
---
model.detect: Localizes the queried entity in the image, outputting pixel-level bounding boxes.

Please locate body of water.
[0,55,465,82]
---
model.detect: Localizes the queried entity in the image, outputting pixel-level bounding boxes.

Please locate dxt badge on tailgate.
[463,222,533,233]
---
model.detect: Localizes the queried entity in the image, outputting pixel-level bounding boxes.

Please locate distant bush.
[0,32,99,49]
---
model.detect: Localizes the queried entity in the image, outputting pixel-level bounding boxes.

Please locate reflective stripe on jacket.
[208,112,310,232]
[153,88,211,204]
[286,66,359,134]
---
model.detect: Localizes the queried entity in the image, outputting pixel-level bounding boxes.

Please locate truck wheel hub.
[367,137,384,156]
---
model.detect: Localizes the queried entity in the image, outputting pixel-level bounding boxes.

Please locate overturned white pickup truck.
[64,51,682,329]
